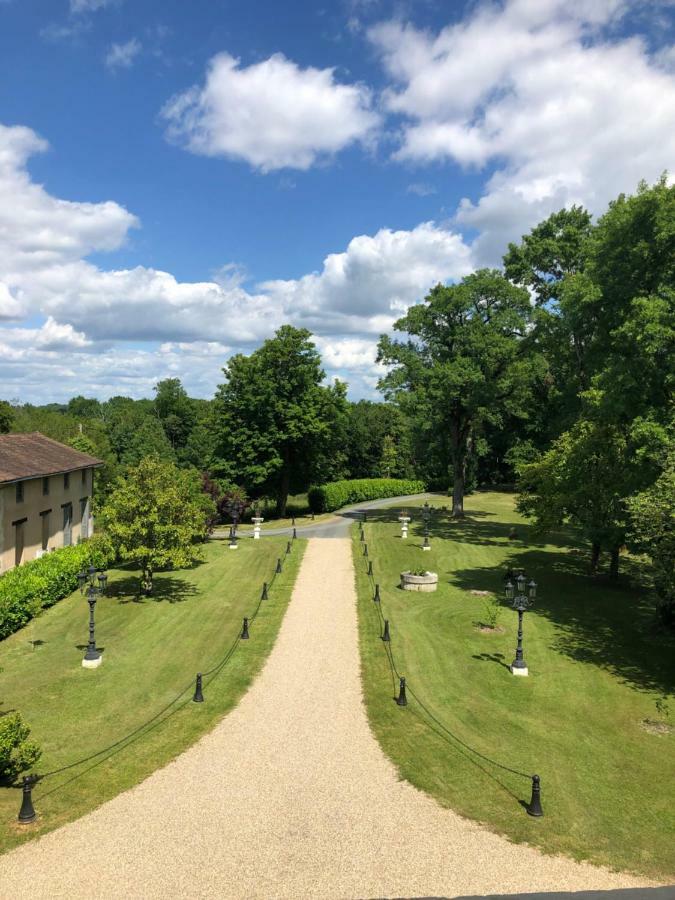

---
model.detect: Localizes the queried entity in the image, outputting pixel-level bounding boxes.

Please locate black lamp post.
[77,565,107,668]
[223,497,247,549]
[505,572,536,677]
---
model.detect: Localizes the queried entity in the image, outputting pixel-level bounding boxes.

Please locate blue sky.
[1,0,674,402]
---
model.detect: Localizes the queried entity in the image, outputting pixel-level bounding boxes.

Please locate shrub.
[0,534,115,641]
[308,478,426,513]
[0,712,41,782]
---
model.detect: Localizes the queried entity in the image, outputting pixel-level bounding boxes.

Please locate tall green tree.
[99,457,213,592]
[344,400,414,479]
[627,451,675,626]
[378,269,539,516]
[0,400,14,434]
[213,325,348,516]
[153,378,196,450]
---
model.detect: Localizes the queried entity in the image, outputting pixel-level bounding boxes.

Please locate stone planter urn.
[251,516,264,540]
[400,570,438,592]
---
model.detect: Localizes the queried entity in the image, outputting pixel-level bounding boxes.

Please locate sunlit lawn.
[354,492,675,881]
[0,537,304,853]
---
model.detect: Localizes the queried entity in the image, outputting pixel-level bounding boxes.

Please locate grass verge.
[354,491,674,881]
[0,537,304,853]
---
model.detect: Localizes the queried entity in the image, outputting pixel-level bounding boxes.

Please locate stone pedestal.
[510,665,529,676]
[252,517,264,540]
[398,514,411,539]
[82,655,102,668]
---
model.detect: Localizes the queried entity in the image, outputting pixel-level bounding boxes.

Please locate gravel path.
[0,538,657,899]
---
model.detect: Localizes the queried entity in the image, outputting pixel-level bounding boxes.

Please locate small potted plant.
[400,568,438,592]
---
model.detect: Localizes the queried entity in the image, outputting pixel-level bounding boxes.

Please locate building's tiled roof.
[0,432,103,484]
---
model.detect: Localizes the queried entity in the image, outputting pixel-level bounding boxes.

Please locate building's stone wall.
[0,467,95,573]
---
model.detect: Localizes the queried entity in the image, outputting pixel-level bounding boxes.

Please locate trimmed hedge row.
[308,478,426,513]
[0,535,114,641]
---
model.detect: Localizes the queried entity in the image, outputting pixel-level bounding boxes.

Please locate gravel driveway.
[0,538,658,898]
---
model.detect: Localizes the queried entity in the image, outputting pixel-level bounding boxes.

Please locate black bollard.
[360,529,364,542]
[396,676,407,707]
[293,527,297,540]
[18,775,37,824]
[363,512,367,523]
[276,558,282,574]
[241,617,250,640]
[363,544,368,557]
[374,584,380,602]
[261,582,268,601]
[193,673,204,703]
[286,541,292,555]
[367,561,373,576]
[292,516,296,526]
[382,619,391,642]
[527,774,544,817]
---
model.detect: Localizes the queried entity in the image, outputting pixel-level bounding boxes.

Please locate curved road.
[247,492,436,539]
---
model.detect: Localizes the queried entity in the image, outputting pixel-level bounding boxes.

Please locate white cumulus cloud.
[370,0,675,261]
[161,51,380,172]
[0,122,472,400]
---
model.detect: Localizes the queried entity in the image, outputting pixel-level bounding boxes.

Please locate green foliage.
[0,537,114,640]
[213,325,349,515]
[378,269,540,514]
[153,378,196,450]
[344,400,414,479]
[627,453,675,626]
[99,457,215,578]
[0,713,41,782]
[0,401,14,434]
[482,596,502,630]
[308,478,426,513]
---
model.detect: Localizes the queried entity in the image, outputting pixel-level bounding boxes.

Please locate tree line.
[1,178,672,623]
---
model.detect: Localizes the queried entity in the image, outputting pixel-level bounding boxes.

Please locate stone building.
[0,432,102,573]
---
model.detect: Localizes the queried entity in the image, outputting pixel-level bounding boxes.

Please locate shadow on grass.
[472,652,511,671]
[452,545,675,695]
[109,576,199,605]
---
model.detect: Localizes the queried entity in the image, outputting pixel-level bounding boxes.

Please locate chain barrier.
[361,522,534,785]
[18,536,293,818]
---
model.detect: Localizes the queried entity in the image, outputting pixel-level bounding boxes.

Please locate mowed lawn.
[354,492,675,881]
[0,537,304,853]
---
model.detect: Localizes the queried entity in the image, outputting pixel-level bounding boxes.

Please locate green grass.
[354,492,675,881]
[0,537,304,853]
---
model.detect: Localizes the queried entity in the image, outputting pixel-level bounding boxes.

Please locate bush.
[0,712,41,782]
[308,478,426,513]
[0,534,115,641]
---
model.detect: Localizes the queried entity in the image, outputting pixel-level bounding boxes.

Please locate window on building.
[43,476,49,496]
[63,503,73,547]
[14,520,26,566]
[16,481,24,503]
[64,472,70,490]
[41,511,51,551]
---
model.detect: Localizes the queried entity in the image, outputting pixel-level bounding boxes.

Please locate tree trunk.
[609,547,620,581]
[449,418,468,518]
[276,460,291,518]
[589,542,601,576]
[452,455,465,518]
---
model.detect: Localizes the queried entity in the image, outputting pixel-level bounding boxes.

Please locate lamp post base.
[510,664,528,676]
[82,655,103,668]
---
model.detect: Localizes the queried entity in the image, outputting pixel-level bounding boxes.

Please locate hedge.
[0,535,114,641]
[308,478,426,513]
